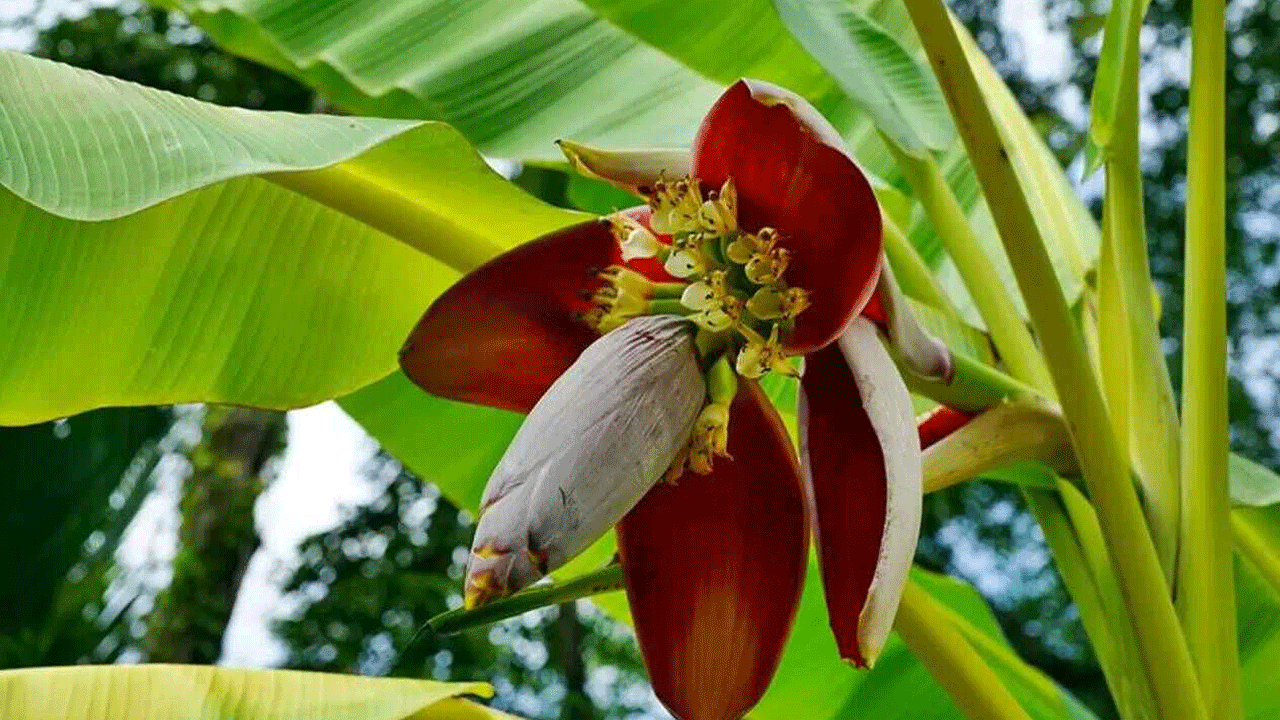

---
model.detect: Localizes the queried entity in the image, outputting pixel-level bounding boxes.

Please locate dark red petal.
[617,381,808,720]
[400,214,624,413]
[692,80,882,354]
[917,406,976,450]
[800,327,922,670]
[800,345,884,667]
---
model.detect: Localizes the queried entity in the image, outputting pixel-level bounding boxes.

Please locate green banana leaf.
[152,0,721,159]
[773,0,954,156]
[1230,453,1280,507]
[0,665,512,719]
[0,50,578,425]
[1232,505,1280,719]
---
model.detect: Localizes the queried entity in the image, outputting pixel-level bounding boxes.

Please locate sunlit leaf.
[0,51,577,424]
[0,665,509,720]
[161,0,1098,329]
[1232,505,1280,719]
[154,0,722,159]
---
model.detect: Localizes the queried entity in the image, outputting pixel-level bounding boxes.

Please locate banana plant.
[0,0,1275,719]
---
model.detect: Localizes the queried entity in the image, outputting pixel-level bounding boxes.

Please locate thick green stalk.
[887,140,1053,393]
[1053,483,1158,720]
[1096,206,1131,452]
[1103,34,1183,588]
[901,3,1207,718]
[895,581,1033,720]
[1091,242,1163,720]
[888,47,1146,720]
[1023,491,1125,704]
[889,116,1139,720]
[1177,0,1240,714]
[882,215,957,315]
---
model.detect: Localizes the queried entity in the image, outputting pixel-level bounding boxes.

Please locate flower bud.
[465,315,705,607]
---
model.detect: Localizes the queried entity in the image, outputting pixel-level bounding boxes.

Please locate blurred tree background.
[2,1,1276,719]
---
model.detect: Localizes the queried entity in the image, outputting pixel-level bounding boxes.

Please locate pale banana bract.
[464,315,705,606]
[837,317,924,664]
[874,260,953,383]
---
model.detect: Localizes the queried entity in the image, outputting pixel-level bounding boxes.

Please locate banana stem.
[901,3,1207,717]
[1178,0,1240,714]
[886,139,1052,394]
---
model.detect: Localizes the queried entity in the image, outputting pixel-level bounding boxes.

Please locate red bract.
[400,80,927,720]
[693,80,882,353]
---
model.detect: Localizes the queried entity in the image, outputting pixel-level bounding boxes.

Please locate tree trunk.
[146,407,284,664]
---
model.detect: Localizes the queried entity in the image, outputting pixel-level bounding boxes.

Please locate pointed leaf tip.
[558,139,692,195]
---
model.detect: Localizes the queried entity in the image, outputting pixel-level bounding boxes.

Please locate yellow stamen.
[599,265,653,296]
[746,286,811,320]
[698,177,737,235]
[688,402,731,474]
[680,270,741,331]
[607,214,664,261]
[745,246,790,285]
[649,177,704,235]
[665,247,709,278]
[735,324,797,379]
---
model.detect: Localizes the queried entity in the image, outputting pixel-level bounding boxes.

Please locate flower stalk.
[1178,0,1241,714]
[900,348,1036,412]
[431,565,624,635]
[920,400,1075,493]
[1098,5,1183,588]
[882,215,957,316]
[901,2,1207,717]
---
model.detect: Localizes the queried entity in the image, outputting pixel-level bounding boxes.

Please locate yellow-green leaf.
[0,51,578,425]
[0,665,510,720]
